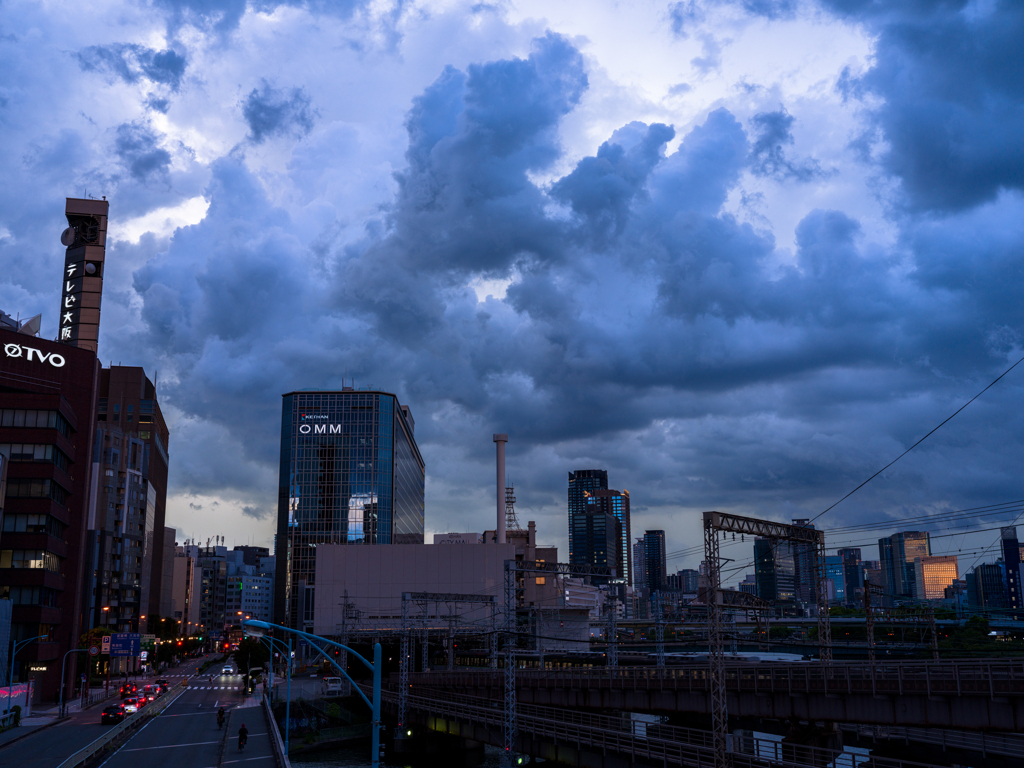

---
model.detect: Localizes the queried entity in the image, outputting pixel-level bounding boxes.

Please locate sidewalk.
[0,685,118,748]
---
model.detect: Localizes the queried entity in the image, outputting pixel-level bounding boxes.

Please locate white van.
[321,677,345,695]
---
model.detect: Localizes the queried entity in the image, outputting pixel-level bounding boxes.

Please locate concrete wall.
[313,543,516,634]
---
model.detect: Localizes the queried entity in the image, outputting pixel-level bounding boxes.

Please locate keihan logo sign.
[4,344,66,368]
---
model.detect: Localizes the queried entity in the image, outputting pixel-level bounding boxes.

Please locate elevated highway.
[409,658,1024,731]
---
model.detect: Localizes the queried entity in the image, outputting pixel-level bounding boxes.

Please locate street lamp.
[59,648,92,717]
[7,634,47,717]
[244,620,381,768]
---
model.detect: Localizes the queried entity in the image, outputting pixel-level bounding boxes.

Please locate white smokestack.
[493,433,508,544]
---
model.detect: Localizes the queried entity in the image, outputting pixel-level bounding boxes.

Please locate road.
[101,674,256,768]
[0,655,228,768]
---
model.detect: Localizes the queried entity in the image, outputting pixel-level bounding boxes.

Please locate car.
[101,704,126,724]
[141,685,157,701]
[155,680,169,694]
[120,683,137,698]
[222,666,233,675]
[122,697,139,714]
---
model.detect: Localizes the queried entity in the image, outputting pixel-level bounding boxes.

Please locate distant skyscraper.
[275,389,424,630]
[1001,527,1021,615]
[579,489,631,584]
[680,568,699,593]
[643,530,667,592]
[633,538,646,588]
[567,470,607,563]
[825,555,845,603]
[913,556,958,601]
[967,563,1007,611]
[569,504,620,584]
[838,547,862,606]
[879,531,931,599]
[754,538,796,602]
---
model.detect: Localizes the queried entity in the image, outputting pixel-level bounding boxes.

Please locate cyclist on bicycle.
[238,723,248,751]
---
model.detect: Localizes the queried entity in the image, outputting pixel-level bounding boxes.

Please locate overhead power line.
[808,351,1024,527]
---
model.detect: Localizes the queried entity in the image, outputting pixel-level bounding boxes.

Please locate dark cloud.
[95,21,1024,563]
[153,0,366,33]
[669,1,704,38]
[77,44,187,91]
[749,109,828,182]
[552,121,675,240]
[189,502,203,510]
[114,122,172,180]
[242,505,270,520]
[242,80,317,143]
[824,0,1024,211]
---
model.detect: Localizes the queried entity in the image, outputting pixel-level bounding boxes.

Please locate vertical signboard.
[58,198,108,353]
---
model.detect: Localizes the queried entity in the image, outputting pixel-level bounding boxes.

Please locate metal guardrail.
[840,722,1024,761]
[262,693,291,768]
[55,681,187,768]
[411,658,1024,698]
[373,684,953,768]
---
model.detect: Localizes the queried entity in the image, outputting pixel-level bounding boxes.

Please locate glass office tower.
[274,389,424,629]
[567,469,608,563]
[878,531,931,599]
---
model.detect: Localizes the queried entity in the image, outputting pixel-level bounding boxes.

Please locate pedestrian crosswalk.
[187,685,242,690]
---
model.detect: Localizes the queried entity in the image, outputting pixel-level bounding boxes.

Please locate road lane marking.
[122,740,220,751]
[223,757,274,763]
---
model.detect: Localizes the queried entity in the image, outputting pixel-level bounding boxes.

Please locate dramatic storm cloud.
[2,0,1023,578]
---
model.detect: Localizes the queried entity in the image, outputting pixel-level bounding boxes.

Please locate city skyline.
[1,1,1023,583]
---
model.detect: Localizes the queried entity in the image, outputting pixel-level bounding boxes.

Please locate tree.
[232,637,271,689]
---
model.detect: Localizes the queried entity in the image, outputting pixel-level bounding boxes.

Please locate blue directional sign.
[110,632,141,657]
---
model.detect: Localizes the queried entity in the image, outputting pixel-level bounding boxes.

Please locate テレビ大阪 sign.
[110,632,140,657]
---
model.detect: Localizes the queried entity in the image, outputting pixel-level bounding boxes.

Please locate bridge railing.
[410,658,1024,698]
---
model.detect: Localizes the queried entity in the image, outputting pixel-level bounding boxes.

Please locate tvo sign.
[4,343,66,368]
[299,423,342,435]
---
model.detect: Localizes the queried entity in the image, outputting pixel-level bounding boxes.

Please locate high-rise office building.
[633,538,646,589]
[275,389,424,630]
[571,488,631,584]
[790,518,818,603]
[913,555,958,601]
[837,547,862,606]
[879,531,931,599]
[1,314,100,704]
[567,470,607,564]
[754,538,796,603]
[569,505,620,584]
[967,563,1006,611]
[825,555,845,603]
[643,530,667,593]
[82,366,170,634]
[1000,527,1021,615]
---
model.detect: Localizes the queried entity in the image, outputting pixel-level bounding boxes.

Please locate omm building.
[274,389,424,630]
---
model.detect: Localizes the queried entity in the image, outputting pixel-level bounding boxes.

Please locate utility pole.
[654,592,665,668]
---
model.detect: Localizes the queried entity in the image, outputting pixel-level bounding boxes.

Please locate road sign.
[101,636,111,654]
[89,646,99,656]
[110,632,141,657]
[140,651,148,661]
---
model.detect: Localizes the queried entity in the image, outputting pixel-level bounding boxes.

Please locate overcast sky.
[2,0,1023,582]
